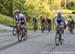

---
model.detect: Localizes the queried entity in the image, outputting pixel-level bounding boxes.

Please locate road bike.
[12,21,27,42]
[33,23,37,32]
[55,27,64,46]
[17,25,27,42]
[41,23,45,33]
[47,23,51,32]
[68,24,74,34]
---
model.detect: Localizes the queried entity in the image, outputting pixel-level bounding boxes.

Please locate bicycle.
[12,20,27,42]
[47,23,51,32]
[68,24,74,34]
[12,18,17,36]
[12,27,16,36]
[33,23,37,32]
[17,24,27,42]
[55,27,64,46]
[41,23,45,33]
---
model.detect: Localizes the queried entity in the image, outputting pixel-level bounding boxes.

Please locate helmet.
[13,9,20,16]
[56,10,61,13]
[57,11,62,18]
[13,9,20,13]
[33,16,36,19]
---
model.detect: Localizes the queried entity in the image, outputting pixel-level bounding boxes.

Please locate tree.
[66,2,75,10]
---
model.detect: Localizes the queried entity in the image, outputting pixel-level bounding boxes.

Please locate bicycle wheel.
[60,39,63,45]
[69,28,73,34]
[59,33,63,45]
[55,33,60,46]
[70,28,73,34]
[12,28,16,36]
[34,25,37,32]
[23,29,27,41]
[48,25,51,32]
[41,27,44,33]
[17,31,22,42]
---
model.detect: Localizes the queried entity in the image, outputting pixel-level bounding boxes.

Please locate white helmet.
[56,10,61,13]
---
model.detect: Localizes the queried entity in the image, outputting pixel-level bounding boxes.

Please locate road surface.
[0,30,75,54]
[0,24,12,31]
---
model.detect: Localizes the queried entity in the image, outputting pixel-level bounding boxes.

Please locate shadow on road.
[0,40,25,51]
[0,31,49,51]
[0,33,43,51]
[0,38,16,43]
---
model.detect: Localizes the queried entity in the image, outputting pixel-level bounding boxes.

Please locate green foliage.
[0,14,15,27]
[66,2,75,10]
[0,0,13,16]
[0,0,62,18]
[24,0,51,19]
[1,0,75,29]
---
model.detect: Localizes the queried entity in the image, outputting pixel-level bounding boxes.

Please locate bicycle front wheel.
[17,31,22,42]
[55,33,60,46]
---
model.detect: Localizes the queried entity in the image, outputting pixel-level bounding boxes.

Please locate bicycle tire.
[12,28,16,36]
[55,33,60,46]
[17,31,22,42]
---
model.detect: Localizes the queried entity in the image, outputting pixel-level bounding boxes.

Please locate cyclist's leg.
[23,22,28,40]
[34,23,36,30]
[41,23,44,32]
[61,27,64,34]
[23,22,27,33]
[56,27,59,33]
[16,20,20,33]
[20,22,26,38]
[33,23,35,30]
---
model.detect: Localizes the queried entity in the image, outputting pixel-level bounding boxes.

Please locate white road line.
[42,52,75,54]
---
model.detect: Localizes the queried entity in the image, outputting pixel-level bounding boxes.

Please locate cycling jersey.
[54,13,64,27]
[41,19,45,23]
[16,13,25,25]
[47,19,51,24]
[32,17,37,23]
[55,18,64,27]
[68,18,74,24]
[16,13,24,20]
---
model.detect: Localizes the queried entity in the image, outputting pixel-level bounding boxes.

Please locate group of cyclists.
[32,11,75,33]
[13,9,75,42]
[32,16,52,32]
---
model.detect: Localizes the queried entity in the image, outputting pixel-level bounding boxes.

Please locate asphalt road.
[0,30,75,54]
[0,24,12,31]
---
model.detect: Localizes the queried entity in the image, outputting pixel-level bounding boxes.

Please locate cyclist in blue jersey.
[54,11,65,39]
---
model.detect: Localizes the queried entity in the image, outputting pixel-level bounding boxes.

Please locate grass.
[0,14,15,27]
[0,14,33,29]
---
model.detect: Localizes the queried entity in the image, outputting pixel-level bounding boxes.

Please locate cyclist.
[40,16,45,32]
[32,16,37,31]
[40,16,45,25]
[45,18,48,30]
[13,9,27,33]
[46,18,52,31]
[54,11,65,39]
[67,16,75,32]
[46,18,52,26]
